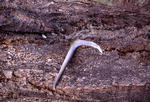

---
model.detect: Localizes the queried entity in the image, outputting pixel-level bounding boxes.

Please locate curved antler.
[53,39,103,89]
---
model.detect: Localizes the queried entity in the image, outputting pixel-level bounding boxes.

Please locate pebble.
[3,71,12,79]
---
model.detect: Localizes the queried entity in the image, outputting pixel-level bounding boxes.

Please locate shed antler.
[53,39,103,89]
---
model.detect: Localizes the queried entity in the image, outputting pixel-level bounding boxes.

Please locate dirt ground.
[0,0,150,101]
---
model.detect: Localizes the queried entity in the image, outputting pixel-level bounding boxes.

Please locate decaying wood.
[0,0,150,101]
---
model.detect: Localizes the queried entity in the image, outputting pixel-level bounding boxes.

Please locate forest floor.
[0,0,150,101]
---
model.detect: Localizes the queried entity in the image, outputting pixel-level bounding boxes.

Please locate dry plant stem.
[53,39,103,90]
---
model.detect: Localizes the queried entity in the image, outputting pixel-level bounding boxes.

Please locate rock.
[3,71,12,79]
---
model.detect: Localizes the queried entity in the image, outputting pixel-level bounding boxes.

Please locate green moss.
[94,0,113,4]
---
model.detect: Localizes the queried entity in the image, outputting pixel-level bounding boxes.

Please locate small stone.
[47,58,52,62]
[42,34,47,39]
[3,71,12,79]
[50,1,54,4]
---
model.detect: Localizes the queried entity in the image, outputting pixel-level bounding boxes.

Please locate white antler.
[53,39,103,89]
